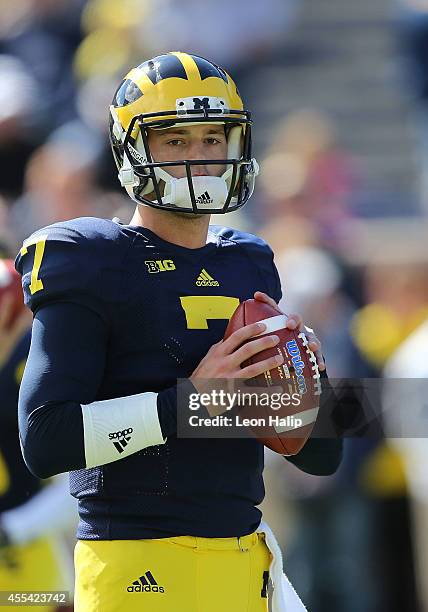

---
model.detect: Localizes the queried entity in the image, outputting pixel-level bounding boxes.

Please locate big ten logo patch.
[144,260,176,273]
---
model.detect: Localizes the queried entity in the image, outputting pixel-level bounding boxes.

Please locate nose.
[186,141,211,176]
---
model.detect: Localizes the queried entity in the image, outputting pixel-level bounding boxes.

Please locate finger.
[230,334,281,368]
[314,349,326,371]
[238,351,285,380]
[308,338,320,352]
[304,331,325,371]
[305,330,320,351]
[254,291,282,313]
[222,321,267,353]
[286,312,303,331]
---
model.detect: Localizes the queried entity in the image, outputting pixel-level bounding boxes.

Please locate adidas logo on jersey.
[195,191,213,204]
[196,268,219,286]
[108,427,133,453]
[127,571,165,593]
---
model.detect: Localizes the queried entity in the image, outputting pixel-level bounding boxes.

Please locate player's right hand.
[190,322,284,415]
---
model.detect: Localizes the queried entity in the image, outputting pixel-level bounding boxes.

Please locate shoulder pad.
[210,225,273,254]
[210,225,282,303]
[15,217,128,315]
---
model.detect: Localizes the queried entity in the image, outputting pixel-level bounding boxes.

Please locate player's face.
[147,124,228,179]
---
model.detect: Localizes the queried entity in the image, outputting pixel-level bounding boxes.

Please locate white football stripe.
[254,314,288,335]
[274,407,319,434]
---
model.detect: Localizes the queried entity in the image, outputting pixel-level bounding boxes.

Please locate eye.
[166,139,184,146]
[205,137,223,145]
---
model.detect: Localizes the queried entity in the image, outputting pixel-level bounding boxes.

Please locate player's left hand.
[254,291,326,371]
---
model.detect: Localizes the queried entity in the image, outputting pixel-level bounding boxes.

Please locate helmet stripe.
[113,78,143,108]
[170,52,200,81]
[190,54,228,83]
[137,54,188,85]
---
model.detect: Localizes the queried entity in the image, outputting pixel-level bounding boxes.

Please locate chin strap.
[154,169,229,209]
[147,158,259,211]
[118,155,259,211]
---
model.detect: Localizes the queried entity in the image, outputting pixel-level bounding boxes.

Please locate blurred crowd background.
[0,0,428,611]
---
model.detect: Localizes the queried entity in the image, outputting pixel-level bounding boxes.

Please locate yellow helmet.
[109,52,259,213]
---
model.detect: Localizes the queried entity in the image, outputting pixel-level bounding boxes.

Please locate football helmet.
[109,52,259,214]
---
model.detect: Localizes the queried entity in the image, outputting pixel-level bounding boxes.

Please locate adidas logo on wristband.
[108,427,133,453]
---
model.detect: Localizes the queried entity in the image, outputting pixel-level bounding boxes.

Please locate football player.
[15,53,342,611]
[0,265,75,612]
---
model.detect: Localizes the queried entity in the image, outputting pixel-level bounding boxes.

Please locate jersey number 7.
[20,236,47,295]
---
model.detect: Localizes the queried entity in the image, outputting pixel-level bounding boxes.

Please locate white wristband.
[82,392,165,469]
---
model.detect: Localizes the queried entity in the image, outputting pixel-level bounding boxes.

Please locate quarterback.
[15,53,342,611]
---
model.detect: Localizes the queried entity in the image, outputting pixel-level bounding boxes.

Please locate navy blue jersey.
[17,218,281,391]
[0,331,41,512]
[16,217,341,540]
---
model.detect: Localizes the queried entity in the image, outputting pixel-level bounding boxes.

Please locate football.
[0,259,25,329]
[224,299,322,455]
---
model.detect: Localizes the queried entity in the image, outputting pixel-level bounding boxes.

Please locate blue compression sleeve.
[18,302,178,478]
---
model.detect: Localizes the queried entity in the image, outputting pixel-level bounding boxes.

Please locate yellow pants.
[74,531,272,611]
[0,536,72,612]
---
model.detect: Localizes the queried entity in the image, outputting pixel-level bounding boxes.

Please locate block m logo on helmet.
[176,96,227,115]
[193,97,210,110]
